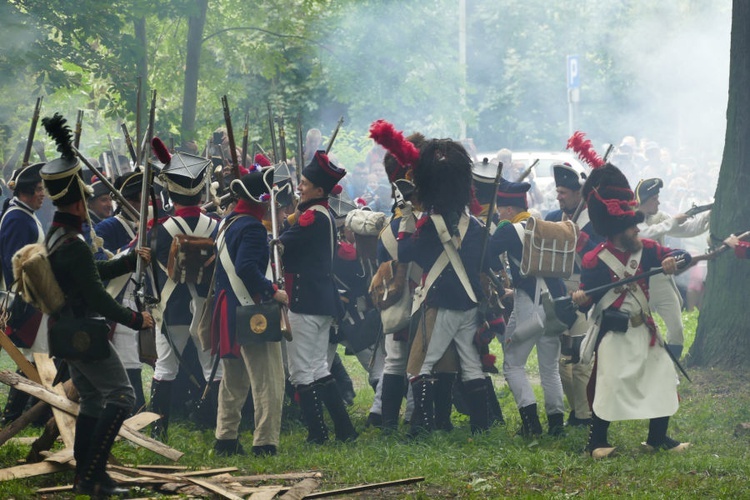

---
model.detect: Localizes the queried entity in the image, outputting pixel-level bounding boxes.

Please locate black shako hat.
[8,162,44,193]
[472,169,497,206]
[40,113,90,206]
[582,163,645,238]
[230,167,274,203]
[553,163,585,191]
[302,150,346,194]
[89,175,111,199]
[115,172,144,201]
[496,177,531,209]
[635,178,664,205]
[152,137,209,197]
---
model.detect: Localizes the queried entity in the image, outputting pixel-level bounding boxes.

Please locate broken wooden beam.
[278,477,320,500]
[304,477,426,498]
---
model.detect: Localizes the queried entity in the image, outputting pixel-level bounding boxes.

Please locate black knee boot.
[297,382,329,444]
[434,373,456,432]
[586,413,615,458]
[330,353,356,406]
[149,379,172,441]
[380,374,406,431]
[484,377,505,426]
[319,375,358,442]
[548,412,565,436]
[408,375,436,437]
[645,416,689,451]
[126,369,145,415]
[74,405,130,497]
[74,413,98,480]
[463,378,490,434]
[517,403,543,437]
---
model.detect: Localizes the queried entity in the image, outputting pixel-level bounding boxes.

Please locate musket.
[71,146,140,221]
[135,77,142,163]
[270,181,292,339]
[108,134,123,178]
[221,95,241,180]
[240,111,249,168]
[267,103,278,163]
[295,114,304,185]
[516,158,539,182]
[200,192,233,211]
[22,97,43,167]
[477,162,507,313]
[325,116,344,154]
[255,142,270,159]
[277,114,287,164]
[102,153,112,180]
[121,123,138,164]
[212,132,227,194]
[73,109,83,150]
[139,90,157,167]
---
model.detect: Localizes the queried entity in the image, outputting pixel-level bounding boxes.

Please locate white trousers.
[153,324,222,382]
[502,290,565,413]
[419,308,483,382]
[286,312,333,386]
[648,274,684,345]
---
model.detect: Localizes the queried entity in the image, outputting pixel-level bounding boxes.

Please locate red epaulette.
[337,241,357,261]
[581,242,606,269]
[640,237,658,249]
[299,209,316,227]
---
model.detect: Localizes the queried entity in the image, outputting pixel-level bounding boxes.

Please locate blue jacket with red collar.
[279,199,342,317]
[397,212,485,311]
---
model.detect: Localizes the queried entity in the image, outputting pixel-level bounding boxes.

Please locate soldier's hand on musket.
[673,213,689,225]
[571,290,589,306]
[136,247,151,265]
[273,289,289,306]
[661,256,678,274]
[140,311,155,329]
[270,238,284,256]
[724,234,740,248]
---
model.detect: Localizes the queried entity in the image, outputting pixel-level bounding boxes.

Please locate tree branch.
[202,26,333,54]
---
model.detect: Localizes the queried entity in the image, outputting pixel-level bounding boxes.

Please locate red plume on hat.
[254,153,271,167]
[566,131,604,169]
[151,137,172,164]
[369,120,421,174]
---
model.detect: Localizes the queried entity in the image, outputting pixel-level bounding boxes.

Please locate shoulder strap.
[308,205,335,263]
[428,213,477,303]
[595,248,650,312]
[215,215,254,306]
[381,223,398,260]
[115,215,136,240]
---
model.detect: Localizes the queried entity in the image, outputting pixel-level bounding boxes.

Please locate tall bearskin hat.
[582,163,644,238]
[40,113,90,207]
[413,139,473,215]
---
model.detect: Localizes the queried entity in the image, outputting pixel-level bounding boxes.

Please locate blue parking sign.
[567,55,580,89]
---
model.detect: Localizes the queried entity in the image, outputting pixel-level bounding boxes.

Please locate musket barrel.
[22,97,43,167]
[72,146,140,221]
[325,116,344,154]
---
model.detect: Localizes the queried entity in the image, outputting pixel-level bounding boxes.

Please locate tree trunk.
[181,0,208,142]
[690,0,750,369]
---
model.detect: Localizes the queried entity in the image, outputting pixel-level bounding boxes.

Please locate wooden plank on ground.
[0,460,70,481]
[33,353,75,449]
[303,477,426,498]
[0,397,51,447]
[0,371,183,461]
[248,486,287,499]
[278,478,320,500]
[213,471,324,483]
[0,329,41,383]
[133,464,189,472]
[185,476,245,500]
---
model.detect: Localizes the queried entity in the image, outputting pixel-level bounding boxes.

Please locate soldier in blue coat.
[211,167,288,457]
[148,138,221,440]
[278,150,357,444]
[545,164,603,427]
[398,139,492,435]
[488,178,567,437]
[95,172,142,254]
[0,162,46,425]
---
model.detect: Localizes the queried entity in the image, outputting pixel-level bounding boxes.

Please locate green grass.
[1,309,750,498]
